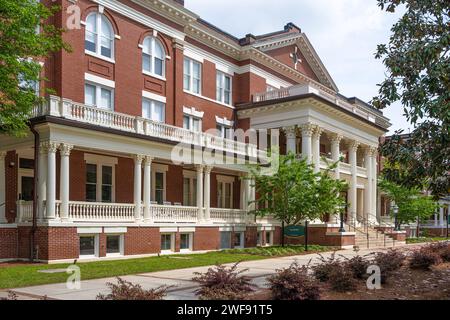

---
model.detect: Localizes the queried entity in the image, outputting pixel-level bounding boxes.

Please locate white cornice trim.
[183,106,204,118]
[85,73,115,88]
[142,90,167,103]
[93,0,185,41]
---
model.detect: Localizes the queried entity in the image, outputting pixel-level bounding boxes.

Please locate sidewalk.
[5,244,421,300]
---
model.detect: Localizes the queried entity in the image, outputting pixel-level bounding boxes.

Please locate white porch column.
[38,144,47,221]
[330,133,343,179]
[301,123,314,164]
[371,149,378,220]
[0,151,6,223]
[348,141,360,224]
[248,177,256,212]
[46,142,58,219]
[364,147,375,221]
[59,144,73,222]
[312,126,323,173]
[196,165,204,221]
[134,155,144,221]
[143,156,153,223]
[240,176,248,210]
[284,126,297,155]
[203,166,212,222]
[439,206,445,226]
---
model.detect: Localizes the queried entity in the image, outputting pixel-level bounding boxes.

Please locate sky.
[185,0,412,135]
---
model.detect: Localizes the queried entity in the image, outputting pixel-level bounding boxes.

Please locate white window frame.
[84,80,115,111]
[152,163,168,205]
[141,35,166,79]
[183,170,197,207]
[79,234,100,258]
[233,231,244,249]
[217,175,234,209]
[183,57,202,94]
[84,12,115,62]
[179,233,193,252]
[216,71,232,105]
[142,96,166,123]
[265,230,274,246]
[84,154,117,203]
[160,233,175,253]
[105,234,124,257]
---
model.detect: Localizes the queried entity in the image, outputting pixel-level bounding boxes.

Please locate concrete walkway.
[5,244,421,300]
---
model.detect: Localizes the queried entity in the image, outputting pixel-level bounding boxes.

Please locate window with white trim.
[183,115,202,132]
[142,98,165,123]
[233,232,244,248]
[180,233,193,251]
[217,176,234,209]
[155,172,165,205]
[183,173,197,207]
[86,163,114,203]
[79,235,99,257]
[216,124,233,139]
[183,57,201,94]
[161,233,175,252]
[85,82,114,110]
[106,234,124,256]
[265,231,273,246]
[142,36,165,77]
[85,12,114,59]
[216,71,232,105]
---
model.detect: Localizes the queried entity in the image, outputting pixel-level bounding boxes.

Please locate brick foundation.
[0,227,18,259]
[193,227,220,251]
[275,225,355,248]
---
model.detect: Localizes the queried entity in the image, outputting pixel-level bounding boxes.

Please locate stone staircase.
[347,223,398,249]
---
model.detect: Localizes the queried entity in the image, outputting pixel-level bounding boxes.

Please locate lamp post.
[339,203,346,233]
[392,204,400,231]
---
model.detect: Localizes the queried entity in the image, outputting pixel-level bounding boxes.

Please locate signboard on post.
[284,225,305,237]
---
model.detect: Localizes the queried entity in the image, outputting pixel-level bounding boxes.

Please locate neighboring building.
[0,0,391,263]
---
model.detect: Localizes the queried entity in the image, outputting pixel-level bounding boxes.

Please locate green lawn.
[406,237,449,244]
[0,245,332,289]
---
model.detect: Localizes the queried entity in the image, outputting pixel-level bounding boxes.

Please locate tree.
[379,178,438,229]
[0,0,70,136]
[373,0,450,196]
[248,153,347,246]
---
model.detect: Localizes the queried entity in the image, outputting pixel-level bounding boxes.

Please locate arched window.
[85,12,114,59]
[142,36,165,77]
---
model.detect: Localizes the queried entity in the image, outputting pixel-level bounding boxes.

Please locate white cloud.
[185,0,410,134]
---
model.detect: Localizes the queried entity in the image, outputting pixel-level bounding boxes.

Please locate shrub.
[192,263,255,300]
[409,248,441,270]
[427,242,450,262]
[328,265,357,292]
[267,262,320,300]
[372,249,406,283]
[343,255,371,279]
[311,252,342,282]
[97,277,169,300]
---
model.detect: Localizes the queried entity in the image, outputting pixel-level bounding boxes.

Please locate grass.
[0,245,332,289]
[406,237,449,244]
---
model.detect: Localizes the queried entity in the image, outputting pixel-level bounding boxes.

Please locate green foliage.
[373,0,450,196]
[379,178,439,228]
[224,245,331,257]
[248,153,347,226]
[0,0,70,136]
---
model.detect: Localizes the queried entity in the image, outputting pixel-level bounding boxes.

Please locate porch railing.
[33,96,258,158]
[68,201,135,222]
[16,200,33,222]
[151,205,199,223]
[210,208,249,223]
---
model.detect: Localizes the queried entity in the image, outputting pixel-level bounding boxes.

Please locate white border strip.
[85,73,116,88]
[142,90,167,103]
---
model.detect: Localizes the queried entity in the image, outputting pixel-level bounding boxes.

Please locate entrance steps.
[346,223,398,249]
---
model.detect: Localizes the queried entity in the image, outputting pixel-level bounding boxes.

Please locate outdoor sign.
[284,225,305,237]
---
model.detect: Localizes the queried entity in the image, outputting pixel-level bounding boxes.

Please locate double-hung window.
[142,98,165,123]
[183,58,202,94]
[216,124,233,139]
[217,178,233,209]
[183,115,202,132]
[85,82,114,110]
[85,163,114,203]
[155,172,165,205]
[85,12,114,60]
[183,175,197,207]
[142,36,165,78]
[216,71,232,105]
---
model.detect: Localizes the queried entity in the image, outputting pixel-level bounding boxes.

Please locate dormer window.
[142,36,166,78]
[85,12,114,60]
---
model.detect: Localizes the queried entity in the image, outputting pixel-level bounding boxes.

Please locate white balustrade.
[68,201,135,222]
[17,201,34,222]
[151,205,199,223]
[210,208,248,223]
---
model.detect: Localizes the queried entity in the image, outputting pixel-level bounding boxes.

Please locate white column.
[439,206,445,226]
[196,165,204,221]
[46,142,58,219]
[248,177,256,212]
[284,126,297,155]
[312,126,323,173]
[371,151,378,220]
[348,141,360,224]
[364,147,374,221]
[240,176,248,210]
[134,155,144,221]
[38,144,47,221]
[143,156,153,223]
[301,124,314,164]
[204,166,212,222]
[330,133,343,179]
[59,144,73,221]
[0,151,6,224]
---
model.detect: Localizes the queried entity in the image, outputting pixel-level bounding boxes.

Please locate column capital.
[364,145,378,157]
[348,141,360,153]
[329,133,343,144]
[144,156,154,165]
[204,166,213,174]
[42,141,59,154]
[313,126,324,138]
[195,164,204,173]
[134,154,145,164]
[59,144,74,156]
[300,123,315,137]
[283,126,297,138]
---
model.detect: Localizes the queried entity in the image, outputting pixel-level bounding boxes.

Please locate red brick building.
[0,0,391,263]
